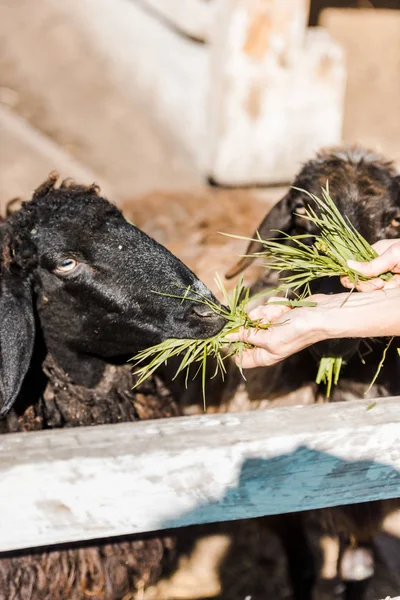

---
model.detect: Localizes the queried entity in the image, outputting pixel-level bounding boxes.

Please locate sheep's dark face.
[226,147,400,364]
[0,178,226,411]
[227,148,400,281]
[33,214,225,356]
[280,149,400,246]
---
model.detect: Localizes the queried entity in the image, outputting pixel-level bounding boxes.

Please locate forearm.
[319,288,400,340]
[230,289,400,369]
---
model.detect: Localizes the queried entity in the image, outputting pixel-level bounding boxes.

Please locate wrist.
[296,307,330,346]
[314,289,400,340]
[319,306,356,340]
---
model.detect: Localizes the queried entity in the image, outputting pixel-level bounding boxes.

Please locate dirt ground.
[141,521,400,600]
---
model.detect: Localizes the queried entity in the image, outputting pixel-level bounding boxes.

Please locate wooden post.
[205,0,346,185]
[1,397,400,552]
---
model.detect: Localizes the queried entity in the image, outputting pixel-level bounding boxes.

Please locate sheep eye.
[55,258,78,273]
[294,202,307,216]
[295,206,307,216]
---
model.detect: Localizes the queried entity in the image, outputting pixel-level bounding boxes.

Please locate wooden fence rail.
[1,397,400,553]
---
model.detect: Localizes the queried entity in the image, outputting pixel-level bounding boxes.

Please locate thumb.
[347,253,395,278]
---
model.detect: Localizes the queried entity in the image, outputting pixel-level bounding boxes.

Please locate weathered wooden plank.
[1,398,400,552]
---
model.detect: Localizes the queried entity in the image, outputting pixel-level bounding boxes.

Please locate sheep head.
[227,147,400,279]
[0,175,226,415]
[226,147,400,363]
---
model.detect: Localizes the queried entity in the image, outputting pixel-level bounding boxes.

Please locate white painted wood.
[1,397,400,552]
[205,0,346,184]
[138,0,213,41]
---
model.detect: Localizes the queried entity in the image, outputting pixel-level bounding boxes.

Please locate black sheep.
[0,174,225,600]
[226,147,400,600]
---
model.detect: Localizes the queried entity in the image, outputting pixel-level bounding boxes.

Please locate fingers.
[228,321,276,346]
[340,275,353,289]
[377,274,400,289]
[304,293,328,304]
[227,297,291,345]
[347,256,386,277]
[235,347,282,369]
[340,275,385,292]
[371,239,400,254]
[248,297,292,322]
[353,279,385,292]
[347,243,400,278]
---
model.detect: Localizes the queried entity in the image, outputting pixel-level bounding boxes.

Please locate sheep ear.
[226,193,293,279]
[0,274,35,417]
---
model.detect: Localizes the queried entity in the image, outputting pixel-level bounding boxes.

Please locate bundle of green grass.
[233,184,393,396]
[131,184,393,400]
[131,276,314,405]
[249,184,392,292]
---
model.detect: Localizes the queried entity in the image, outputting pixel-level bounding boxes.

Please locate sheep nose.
[188,302,227,336]
[191,304,218,319]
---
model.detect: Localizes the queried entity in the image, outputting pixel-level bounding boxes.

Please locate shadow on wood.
[161,448,400,531]
[155,448,400,600]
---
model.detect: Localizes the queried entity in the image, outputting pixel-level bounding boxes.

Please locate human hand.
[227,296,327,369]
[341,239,400,291]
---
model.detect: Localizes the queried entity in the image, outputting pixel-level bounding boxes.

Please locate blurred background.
[1,0,399,293]
[0,0,399,201]
[0,2,400,599]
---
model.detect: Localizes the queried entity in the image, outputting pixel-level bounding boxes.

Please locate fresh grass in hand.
[131,276,315,406]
